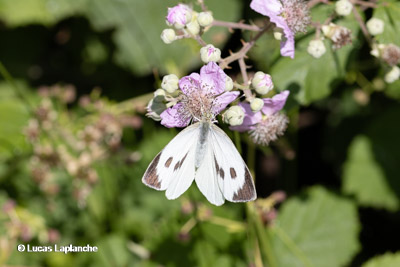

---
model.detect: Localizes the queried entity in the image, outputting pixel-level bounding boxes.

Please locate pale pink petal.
[200,62,227,95]
[160,103,190,128]
[166,4,191,25]
[179,73,201,95]
[262,90,290,115]
[250,0,295,58]
[230,102,262,132]
[213,91,240,115]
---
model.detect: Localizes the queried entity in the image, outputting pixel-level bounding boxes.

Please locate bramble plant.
[1,0,400,266]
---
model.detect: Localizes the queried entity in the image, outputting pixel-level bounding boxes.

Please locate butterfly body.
[142,121,256,206]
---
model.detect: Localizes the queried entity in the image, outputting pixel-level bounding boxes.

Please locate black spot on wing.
[165,157,173,168]
[143,152,162,189]
[230,168,237,179]
[233,167,256,201]
[174,152,188,172]
[214,155,225,179]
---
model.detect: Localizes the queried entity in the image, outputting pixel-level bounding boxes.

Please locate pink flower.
[231,90,290,132]
[250,0,310,59]
[160,62,239,128]
[166,4,192,29]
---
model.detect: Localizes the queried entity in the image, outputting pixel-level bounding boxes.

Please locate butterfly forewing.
[142,123,199,199]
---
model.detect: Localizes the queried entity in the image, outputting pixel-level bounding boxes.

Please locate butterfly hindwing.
[209,124,257,202]
[142,123,199,199]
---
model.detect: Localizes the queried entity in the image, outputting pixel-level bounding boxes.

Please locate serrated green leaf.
[362,252,400,267]
[342,136,399,210]
[342,107,400,211]
[271,186,360,267]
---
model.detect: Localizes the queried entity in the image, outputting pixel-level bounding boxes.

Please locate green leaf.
[342,107,400,211]
[373,1,400,45]
[84,0,241,76]
[342,136,399,211]
[0,82,31,159]
[271,186,360,267]
[0,0,87,27]
[252,8,359,105]
[362,252,400,267]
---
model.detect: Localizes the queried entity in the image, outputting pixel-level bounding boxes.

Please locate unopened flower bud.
[335,0,353,16]
[166,4,192,29]
[200,44,221,63]
[224,106,245,126]
[186,19,200,35]
[366,18,384,36]
[225,76,233,91]
[252,71,274,95]
[250,98,264,112]
[161,29,176,44]
[197,12,214,27]
[384,66,400,84]
[370,44,385,58]
[307,39,326,58]
[161,74,179,94]
[273,31,282,40]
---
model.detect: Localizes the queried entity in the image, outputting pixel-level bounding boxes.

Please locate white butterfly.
[142,120,256,206]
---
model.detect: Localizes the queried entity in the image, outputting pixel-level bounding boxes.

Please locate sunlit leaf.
[271,186,360,267]
[362,252,400,267]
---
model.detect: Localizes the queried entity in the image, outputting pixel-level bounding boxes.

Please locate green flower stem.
[271,224,314,267]
[246,203,278,267]
[233,131,242,154]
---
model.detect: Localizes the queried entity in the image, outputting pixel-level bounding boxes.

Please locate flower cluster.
[250,0,311,58]
[161,4,214,44]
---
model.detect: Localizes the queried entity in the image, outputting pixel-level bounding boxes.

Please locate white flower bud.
[186,19,200,35]
[384,66,400,84]
[161,29,176,44]
[250,98,264,112]
[197,12,214,27]
[335,0,353,16]
[273,31,282,40]
[223,106,245,126]
[200,44,221,63]
[161,74,179,94]
[322,23,335,38]
[252,71,274,95]
[370,44,385,58]
[307,39,326,58]
[225,76,233,91]
[366,18,384,36]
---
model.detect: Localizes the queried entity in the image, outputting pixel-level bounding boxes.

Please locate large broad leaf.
[362,252,400,267]
[342,136,399,211]
[251,5,359,105]
[342,107,400,211]
[270,186,360,267]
